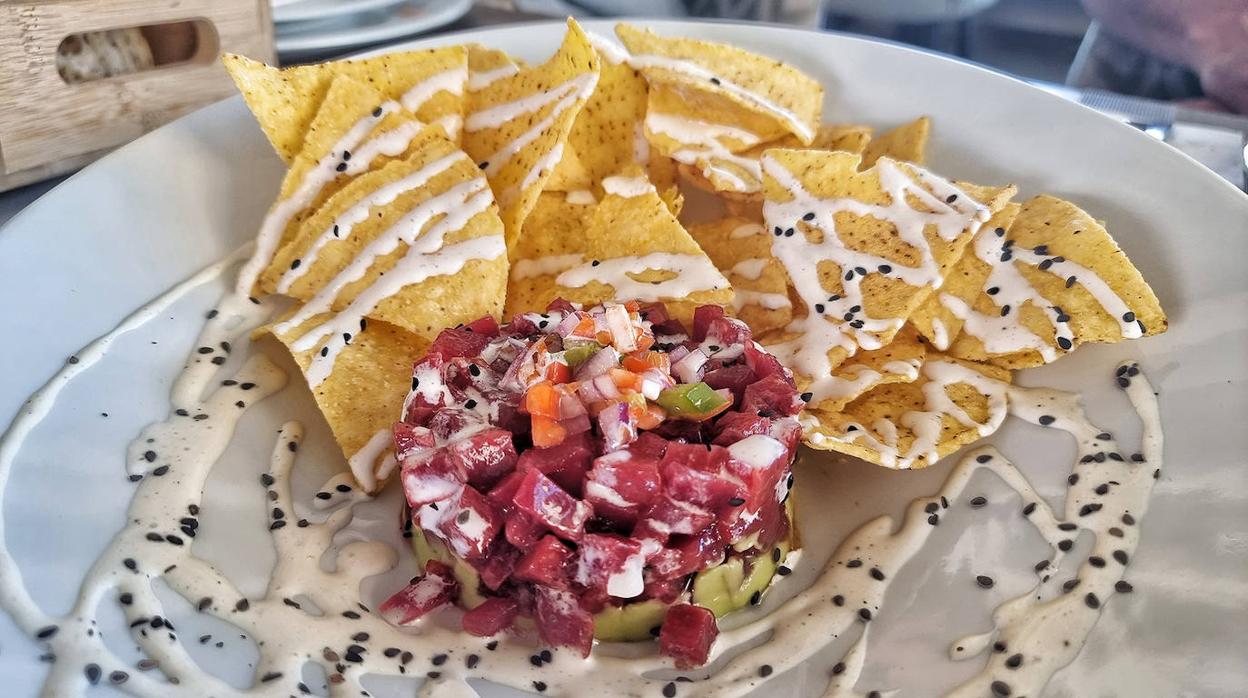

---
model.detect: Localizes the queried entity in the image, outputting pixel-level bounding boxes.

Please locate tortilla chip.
[616,23,822,144]
[467,44,522,91]
[860,116,930,169]
[223,47,467,162]
[818,324,927,413]
[802,356,1010,469]
[462,19,601,258]
[687,217,792,334]
[260,125,508,341]
[504,192,595,317]
[268,311,426,493]
[567,57,649,185]
[916,195,1166,368]
[760,149,1015,355]
[553,166,732,324]
[544,144,593,192]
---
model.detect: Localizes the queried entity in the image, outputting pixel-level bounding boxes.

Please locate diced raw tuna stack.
[380,301,804,666]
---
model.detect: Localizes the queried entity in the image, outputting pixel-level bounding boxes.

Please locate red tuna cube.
[534,586,594,658]
[475,541,520,591]
[660,442,728,473]
[583,451,662,527]
[461,596,518,637]
[516,431,595,496]
[692,306,725,342]
[445,428,518,489]
[659,604,719,668]
[703,364,758,403]
[464,315,500,337]
[379,560,458,626]
[504,511,546,551]
[438,486,502,560]
[428,326,492,361]
[662,462,747,512]
[741,374,804,417]
[427,408,486,443]
[401,451,464,508]
[512,469,591,541]
[575,533,645,599]
[630,431,670,460]
[744,341,792,383]
[392,421,435,461]
[703,315,752,348]
[711,411,773,446]
[644,495,715,536]
[513,535,574,588]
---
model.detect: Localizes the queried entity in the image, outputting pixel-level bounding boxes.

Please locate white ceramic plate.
[272,0,410,25]
[274,0,473,59]
[1,20,1246,697]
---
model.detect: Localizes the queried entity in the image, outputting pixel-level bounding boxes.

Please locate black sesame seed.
[925,502,939,514]
[1088,556,1106,568]
[261,671,283,682]
[858,608,872,622]
[832,662,846,674]
[1000,305,1011,317]
[1115,580,1134,593]
[533,681,547,692]
[749,590,762,606]
[976,575,994,589]
[784,228,796,237]
[878,264,892,274]
[759,664,773,677]
[464,399,478,410]
[1058,522,1078,531]
[814,303,825,314]
[803,212,816,221]
[970,496,988,508]
[777,565,792,576]
[928,514,939,525]
[1079,503,1103,516]
[1095,484,1110,495]
[1022,502,1037,516]
[35,625,58,640]
[109,671,129,685]
[991,680,1011,696]
[870,567,885,581]
[591,260,600,267]
[320,347,328,357]
[663,682,678,697]
[832,594,845,606]
[1039,415,1055,425]
[728,497,746,506]
[123,558,137,571]
[1122,311,1135,322]
[1058,539,1073,552]
[1035,560,1050,572]
[847,559,862,568]
[1113,550,1129,565]
[1122,513,1136,525]
[146,532,164,542]
[1085,593,1100,609]
[709,77,721,85]
[235,599,249,612]
[85,664,101,684]
[1057,336,1073,350]
[431,653,448,666]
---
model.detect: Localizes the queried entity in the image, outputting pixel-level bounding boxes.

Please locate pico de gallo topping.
[380,300,805,667]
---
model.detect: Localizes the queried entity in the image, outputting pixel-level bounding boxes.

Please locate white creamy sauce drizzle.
[936,223,1143,358]
[645,111,763,192]
[467,73,600,198]
[803,359,1009,470]
[761,155,990,403]
[731,289,791,312]
[348,428,397,495]
[601,174,655,198]
[564,189,597,205]
[557,252,730,303]
[236,67,470,296]
[511,253,585,281]
[585,31,630,65]
[729,258,768,280]
[729,223,764,239]
[467,64,519,92]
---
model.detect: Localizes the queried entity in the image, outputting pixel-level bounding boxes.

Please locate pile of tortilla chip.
[224,19,1166,489]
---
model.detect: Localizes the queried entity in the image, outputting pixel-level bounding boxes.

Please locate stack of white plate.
[272,0,473,60]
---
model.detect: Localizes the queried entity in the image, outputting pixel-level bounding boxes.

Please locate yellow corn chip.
[757,149,1014,405]
[553,166,732,324]
[817,324,927,413]
[915,195,1166,368]
[504,191,596,317]
[544,144,593,192]
[687,217,792,334]
[267,312,426,493]
[467,44,522,90]
[616,23,822,144]
[802,355,1011,469]
[462,19,601,257]
[567,57,648,184]
[223,46,467,162]
[260,125,508,342]
[860,116,930,169]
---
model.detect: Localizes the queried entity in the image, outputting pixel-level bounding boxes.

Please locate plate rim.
[274,0,475,54]
[272,0,411,25]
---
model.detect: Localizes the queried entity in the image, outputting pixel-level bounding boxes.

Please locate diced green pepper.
[560,343,600,368]
[656,382,728,418]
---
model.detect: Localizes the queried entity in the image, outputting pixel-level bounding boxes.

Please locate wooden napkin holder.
[0,0,275,193]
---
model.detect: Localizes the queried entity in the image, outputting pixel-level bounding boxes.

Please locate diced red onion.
[668,345,690,364]
[574,346,618,381]
[558,392,587,419]
[673,349,708,384]
[597,402,636,452]
[591,373,620,400]
[560,413,592,435]
[604,304,637,352]
[555,312,581,337]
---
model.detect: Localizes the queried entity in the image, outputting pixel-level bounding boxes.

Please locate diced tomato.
[445,428,518,489]
[545,361,572,384]
[400,451,463,508]
[513,535,574,588]
[461,596,519,637]
[534,586,594,658]
[621,350,669,374]
[379,560,457,626]
[437,486,502,559]
[428,326,492,361]
[584,451,662,527]
[572,317,597,338]
[662,462,747,512]
[741,374,804,417]
[575,534,644,598]
[635,403,666,431]
[692,306,725,342]
[659,604,719,668]
[511,469,591,541]
[526,382,562,419]
[609,368,641,392]
[531,415,567,448]
[516,431,595,496]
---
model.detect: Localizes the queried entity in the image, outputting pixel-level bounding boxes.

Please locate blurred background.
[0,0,1244,201]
